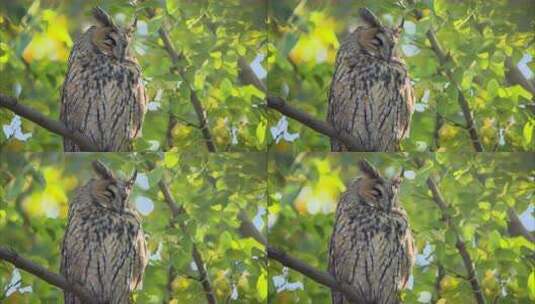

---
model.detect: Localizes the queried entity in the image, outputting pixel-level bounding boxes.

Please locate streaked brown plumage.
[327,8,414,151]
[60,7,146,151]
[60,160,147,304]
[328,160,415,304]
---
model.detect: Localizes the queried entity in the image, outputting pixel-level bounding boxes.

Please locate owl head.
[90,7,137,62]
[355,8,404,61]
[90,160,137,212]
[355,160,402,212]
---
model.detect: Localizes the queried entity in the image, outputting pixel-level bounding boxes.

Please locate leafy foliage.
[0,0,267,151]
[268,152,534,303]
[0,152,267,303]
[267,0,535,152]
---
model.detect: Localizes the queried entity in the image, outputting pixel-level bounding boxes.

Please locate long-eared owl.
[60,7,146,151]
[328,160,415,304]
[60,160,148,304]
[327,8,414,151]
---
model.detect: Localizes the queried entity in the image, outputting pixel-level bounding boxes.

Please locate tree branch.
[157,180,217,304]
[236,56,365,151]
[0,93,97,151]
[0,246,96,304]
[267,96,365,151]
[154,18,216,152]
[424,174,486,304]
[506,207,535,243]
[425,30,484,152]
[405,0,483,151]
[237,211,364,303]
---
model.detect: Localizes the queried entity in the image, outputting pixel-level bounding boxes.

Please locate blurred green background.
[267,0,535,152]
[0,152,267,303]
[0,0,267,152]
[268,152,534,303]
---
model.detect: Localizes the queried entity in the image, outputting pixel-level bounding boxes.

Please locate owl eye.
[103,36,116,47]
[105,184,118,200]
[371,185,383,198]
[373,37,383,47]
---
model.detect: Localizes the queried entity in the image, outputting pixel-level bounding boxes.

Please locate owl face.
[355,160,402,212]
[90,160,137,212]
[355,8,403,61]
[90,7,136,62]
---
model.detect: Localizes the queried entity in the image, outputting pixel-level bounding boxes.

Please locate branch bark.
[157,180,217,304]
[424,173,486,304]
[237,211,364,304]
[0,246,96,304]
[0,93,97,151]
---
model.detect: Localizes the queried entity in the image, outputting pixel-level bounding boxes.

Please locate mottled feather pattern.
[328,164,415,304]
[61,170,147,304]
[327,17,414,152]
[60,16,146,152]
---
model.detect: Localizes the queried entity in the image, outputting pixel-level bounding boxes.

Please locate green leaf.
[164,153,179,168]
[523,120,534,148]
[528,271,535,300]
[487,79,500,98]
[256,120,266,147]
[256,271,267,301]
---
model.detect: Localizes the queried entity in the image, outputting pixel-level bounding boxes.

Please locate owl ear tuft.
[359,7,382,28]
[358,160,381,179]
[92,160,115,180]
[92,7,116,28]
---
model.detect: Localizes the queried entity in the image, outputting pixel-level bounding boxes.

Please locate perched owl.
[327,8,414,152]
[60,160,148,304]
[60,7,146,151]
[328,160,415,304]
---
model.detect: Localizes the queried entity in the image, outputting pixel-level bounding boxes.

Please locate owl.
[60,160,148,304]
[60,7,147,151]
[328,160,415,304]
[327,8,414,152]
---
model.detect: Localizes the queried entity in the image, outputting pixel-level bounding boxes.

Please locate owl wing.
[131,215,148,291]
[399,226,416,289]
[399,68,415,140]
[126,59,147,140]
[327,55,362,151]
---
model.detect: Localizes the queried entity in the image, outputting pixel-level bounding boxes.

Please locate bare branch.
[237,212,364,303]
[0,246,96,304]
[0,93,96,151]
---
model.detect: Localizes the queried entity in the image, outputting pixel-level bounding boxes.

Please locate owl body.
[61,7,146,152]
[328,161,415,304]
[61,161,147,304]
[327,8,414,152]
